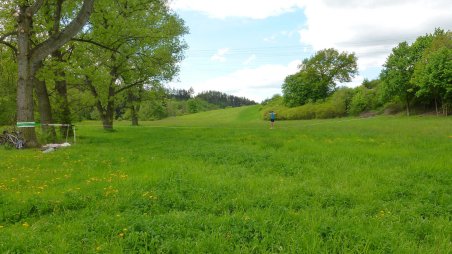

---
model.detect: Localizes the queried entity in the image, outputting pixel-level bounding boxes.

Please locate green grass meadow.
[0,106,451,253]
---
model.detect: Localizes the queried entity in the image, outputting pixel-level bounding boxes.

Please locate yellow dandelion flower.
[22,222,30,228]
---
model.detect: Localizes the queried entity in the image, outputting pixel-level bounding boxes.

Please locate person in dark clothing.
[269,111,276,129]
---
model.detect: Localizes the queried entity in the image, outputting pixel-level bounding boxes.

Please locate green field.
[0,106,451,253]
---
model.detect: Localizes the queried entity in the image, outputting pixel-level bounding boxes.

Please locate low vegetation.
[1,106,450,253]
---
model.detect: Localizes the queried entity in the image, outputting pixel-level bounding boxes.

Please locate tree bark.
[102,107,114,131]
[131,106,139,126]
[16,0,95,147]
[103,85,116,130]
[93,97,114,131]
[35,76,56,142]
[88,79,115,131]
[52,50,73,136]
[16,6,39,147]
[95,97,114,131]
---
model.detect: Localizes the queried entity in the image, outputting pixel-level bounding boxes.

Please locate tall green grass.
[0,106,451,253]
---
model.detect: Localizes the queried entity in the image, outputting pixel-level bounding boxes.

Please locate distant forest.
[114,88,257,123]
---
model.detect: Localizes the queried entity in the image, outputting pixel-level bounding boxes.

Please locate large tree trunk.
[53,51,73,137]
[93,99,114,131]
[90,82,115,131]
[15,0,94,148]
[128,89,140,126]
[95,99,114,131]
[35,77,56,142]
[16,6,39,147]
[131,105,139,126]
[103,86,116,130]
[101,108,114,131]
[55,79,73,134]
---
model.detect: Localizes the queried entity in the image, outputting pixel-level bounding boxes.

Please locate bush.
[261,90,350,120]
[286,104,316,120]
[187,98,218,114]
[349,87,381,115]
[261,85,387,120]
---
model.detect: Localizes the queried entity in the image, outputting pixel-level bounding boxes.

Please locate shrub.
[349,87,376,115]
[286,104,316,120]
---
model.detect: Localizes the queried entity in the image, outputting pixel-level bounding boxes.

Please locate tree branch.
[29,0,46,15]
[0,41,18,55]
[0,32,18,54]
[115,79,147,94]
[71,38,119,53]
[0,32,16,41]
[31,0,95,64]
[52,0,65,34]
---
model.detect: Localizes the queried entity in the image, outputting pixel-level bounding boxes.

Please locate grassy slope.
[0,105,451,253]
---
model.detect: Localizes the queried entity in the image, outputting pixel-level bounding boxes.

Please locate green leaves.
[381,28,451,115]
[282,48,358,107]
[413,31,452,105]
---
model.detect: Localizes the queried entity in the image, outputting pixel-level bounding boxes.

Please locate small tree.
[282,48,358,107]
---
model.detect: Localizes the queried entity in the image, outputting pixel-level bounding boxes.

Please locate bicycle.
[0,130,25,149]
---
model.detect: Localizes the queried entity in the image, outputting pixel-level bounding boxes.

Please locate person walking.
[269,111,276,129]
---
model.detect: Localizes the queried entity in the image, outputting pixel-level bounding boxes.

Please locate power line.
[186,38,411,53]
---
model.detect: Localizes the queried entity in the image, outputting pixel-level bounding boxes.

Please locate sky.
[168,0,452,102]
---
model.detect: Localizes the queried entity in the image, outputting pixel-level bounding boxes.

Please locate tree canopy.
[0,0,188,143]
[0,0,95,146]
[379,29,452,115]
[282,48,358,107]
[412,30,452,114]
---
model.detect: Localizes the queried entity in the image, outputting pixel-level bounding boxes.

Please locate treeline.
[263,28,451,119]
[196,91,257,108]
[118,88,256,121]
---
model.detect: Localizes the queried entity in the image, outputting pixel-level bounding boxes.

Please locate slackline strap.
[17,122,38,128]
[17,122,73,128]
[16,122,76,144]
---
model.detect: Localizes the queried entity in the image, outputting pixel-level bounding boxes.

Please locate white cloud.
[188,61,301,102]
[211,48,230,62]
[170,0,452,99]
[170,0,305,19]
[299,0,452,72]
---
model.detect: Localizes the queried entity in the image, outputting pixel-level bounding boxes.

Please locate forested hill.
[195,90,257,108]
[167,88,257,108]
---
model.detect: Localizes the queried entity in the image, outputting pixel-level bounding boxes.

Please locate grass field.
[0,105,451,253]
